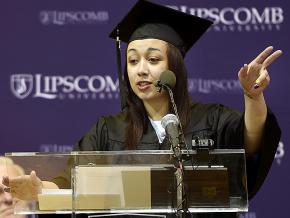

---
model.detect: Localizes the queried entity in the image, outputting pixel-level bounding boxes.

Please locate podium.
[4,149,248,217]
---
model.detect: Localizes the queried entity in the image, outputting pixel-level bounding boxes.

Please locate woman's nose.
[137,59,149,76]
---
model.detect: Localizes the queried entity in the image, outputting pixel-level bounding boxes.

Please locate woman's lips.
[136,81,152,90]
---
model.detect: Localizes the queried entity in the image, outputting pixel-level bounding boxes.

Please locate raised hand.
[238,46,282,99]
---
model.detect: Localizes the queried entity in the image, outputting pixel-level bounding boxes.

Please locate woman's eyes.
[128,56,161,65]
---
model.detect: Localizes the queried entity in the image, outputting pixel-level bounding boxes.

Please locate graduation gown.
[52,102,281,218]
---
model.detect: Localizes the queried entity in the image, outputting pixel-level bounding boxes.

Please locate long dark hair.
[124,42,191,149]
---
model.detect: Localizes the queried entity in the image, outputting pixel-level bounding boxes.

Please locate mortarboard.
[110,0,213,56]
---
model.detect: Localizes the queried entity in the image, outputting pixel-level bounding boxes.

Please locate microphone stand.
[157,83,190,157]
[157,83,189,218]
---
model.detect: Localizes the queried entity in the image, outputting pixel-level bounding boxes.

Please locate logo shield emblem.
[10,74,33,99]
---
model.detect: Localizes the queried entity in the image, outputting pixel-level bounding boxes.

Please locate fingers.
[0,183,10,194]
[30,171,39,186]
[253,46,274,64]
[254,74,270,91]
[255,69,270,86]
[252,46,282,67]
[1,172,41,201]
[263,50,283,68]
[2,177,9,187]
[248,63,262,83]
[3,175,27,196]
[241,46,282,91]
[4,176,25,187]
[238,64,249,79]
[0,185,4,195]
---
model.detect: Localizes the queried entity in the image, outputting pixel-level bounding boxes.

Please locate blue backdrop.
[0,1,289,217]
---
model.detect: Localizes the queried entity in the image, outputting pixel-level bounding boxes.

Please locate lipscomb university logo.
[39,10,109,25]
[9,73,119,100]
[10,74,33,99]
[39,11,51,25]
[168,5,284,32]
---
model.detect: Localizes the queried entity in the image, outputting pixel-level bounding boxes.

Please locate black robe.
[51,103,281,218]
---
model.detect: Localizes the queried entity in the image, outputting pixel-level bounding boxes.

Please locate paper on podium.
[38,166,151,210]
[38,189,122,210]
[38,189,72,210]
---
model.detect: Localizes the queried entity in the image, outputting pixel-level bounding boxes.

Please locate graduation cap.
[109,0,213,110]
[110,0,213,56]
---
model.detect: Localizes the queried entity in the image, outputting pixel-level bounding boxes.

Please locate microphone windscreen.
[159,70,176,89]
[161,113,179,129]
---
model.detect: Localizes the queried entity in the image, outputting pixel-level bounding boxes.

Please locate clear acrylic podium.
[4,149,248,216]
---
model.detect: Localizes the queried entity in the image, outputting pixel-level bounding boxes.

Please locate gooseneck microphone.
[157,70,189,215]
[154,70,190,156]
[161,114,181,158]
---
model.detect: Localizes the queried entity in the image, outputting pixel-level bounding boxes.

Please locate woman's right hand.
[2,171,42,201]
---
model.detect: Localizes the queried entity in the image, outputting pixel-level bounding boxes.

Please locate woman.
[2,0,282,217]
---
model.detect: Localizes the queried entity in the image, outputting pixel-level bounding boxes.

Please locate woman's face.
[127,39,169,103]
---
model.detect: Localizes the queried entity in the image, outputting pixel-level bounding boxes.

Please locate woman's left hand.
[238,46,282,99]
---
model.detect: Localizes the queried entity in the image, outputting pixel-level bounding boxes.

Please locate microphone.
[161,114,181,158]
[154,70,176,90]
[157,70,190,157]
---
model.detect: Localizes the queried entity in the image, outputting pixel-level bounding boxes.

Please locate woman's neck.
[143,97,170,121]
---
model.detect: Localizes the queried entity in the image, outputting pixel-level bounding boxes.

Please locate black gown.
[50,102,281,218]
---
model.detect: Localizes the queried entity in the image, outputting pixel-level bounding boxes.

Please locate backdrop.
[0,0,289,217]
